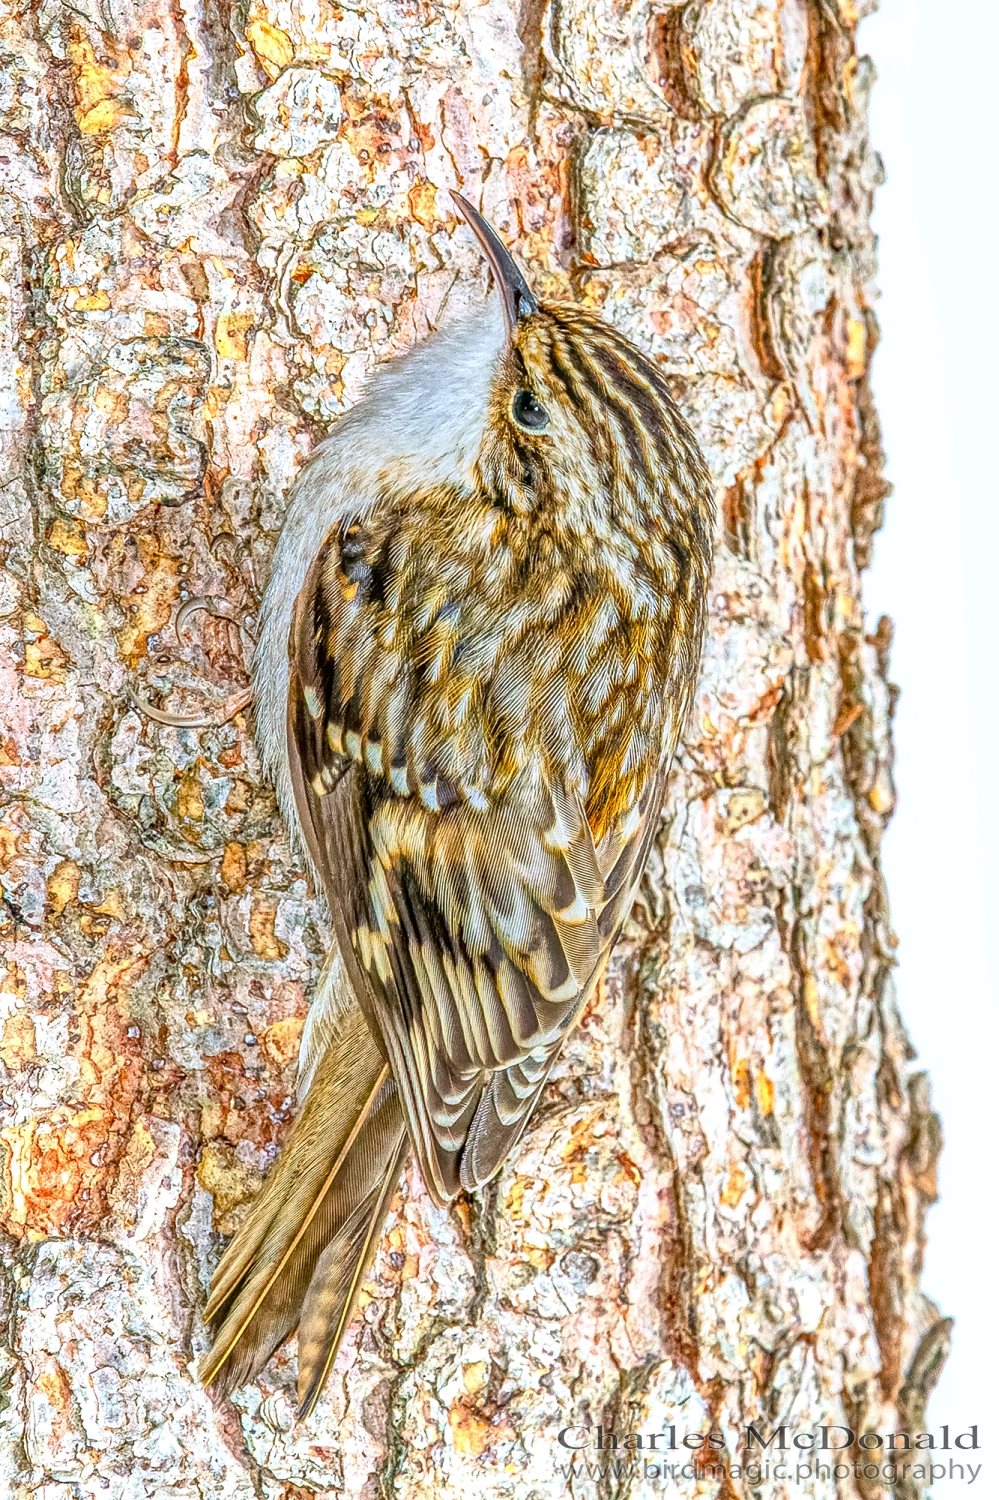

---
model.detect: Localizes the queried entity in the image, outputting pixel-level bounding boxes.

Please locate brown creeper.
[200,194,715,1416]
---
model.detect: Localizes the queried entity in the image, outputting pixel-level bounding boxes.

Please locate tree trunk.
[0,0,946,1495]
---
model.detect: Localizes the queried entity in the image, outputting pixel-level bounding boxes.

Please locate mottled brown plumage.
[200,195,714,1416]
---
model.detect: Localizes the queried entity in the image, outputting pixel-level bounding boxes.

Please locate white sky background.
[859,0,999,1482]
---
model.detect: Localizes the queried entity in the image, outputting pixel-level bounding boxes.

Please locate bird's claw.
[175,594,257,647]
[129,686,252,729]
[130,585,257,730]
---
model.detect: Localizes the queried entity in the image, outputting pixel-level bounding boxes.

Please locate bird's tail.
[199,989,407,1418]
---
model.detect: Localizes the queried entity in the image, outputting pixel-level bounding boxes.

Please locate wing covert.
[286,523,669,1203]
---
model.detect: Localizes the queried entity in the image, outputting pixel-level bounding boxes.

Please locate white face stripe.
[253,297,506,865]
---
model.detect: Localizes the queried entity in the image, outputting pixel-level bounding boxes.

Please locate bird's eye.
[511,389,549,431]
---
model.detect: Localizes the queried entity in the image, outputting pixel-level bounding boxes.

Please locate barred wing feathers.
[287,534,668,1205]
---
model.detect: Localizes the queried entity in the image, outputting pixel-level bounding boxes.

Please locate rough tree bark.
[0,0,947,1494]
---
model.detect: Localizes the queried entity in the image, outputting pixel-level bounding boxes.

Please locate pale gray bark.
[0,0,945,1495]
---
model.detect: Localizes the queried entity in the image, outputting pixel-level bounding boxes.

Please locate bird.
[198,192,715,1418]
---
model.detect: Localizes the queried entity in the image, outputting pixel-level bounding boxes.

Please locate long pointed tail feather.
[199,997,407,1409]
[296,1125,409,1417]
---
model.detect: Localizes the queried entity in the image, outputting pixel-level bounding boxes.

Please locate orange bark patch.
[116,534,180,665]
[67,28,135,135]
[48,516,89,556]
[245,17,294,78]
[60,461,108,520]
[176,768,206,823]
[74,290,112,311]
[224,780,251,815]
[448,1400,493,1457]
[753,1068,774,1117]
[47,859,81,915]
[720,1163,747,1207]
[262,1017,304,1071]
[197,1140,264,1233]
[249,898,288,960]
[832,701,863,738]
[0,1011,37,1067]
[0,949,147,1239]
[23,616,69,682]
[408,179,439,229]
[0,827,29,870]
[215,312,257,361]
[447,1373,514,1458]
[203,1050,294,1150]
[221,842,248,891]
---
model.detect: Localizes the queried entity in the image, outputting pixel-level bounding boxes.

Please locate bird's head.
[452,191,710,544]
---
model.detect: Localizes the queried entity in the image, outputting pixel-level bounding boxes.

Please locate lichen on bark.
[0,0,943,1495]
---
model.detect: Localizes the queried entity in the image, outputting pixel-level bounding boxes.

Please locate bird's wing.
[286,530,668,1204]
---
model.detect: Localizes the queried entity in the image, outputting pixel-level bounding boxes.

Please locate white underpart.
[254,297,505,1099]
[254,295,505,854]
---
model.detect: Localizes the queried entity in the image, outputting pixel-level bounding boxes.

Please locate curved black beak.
[451,191,539,333]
